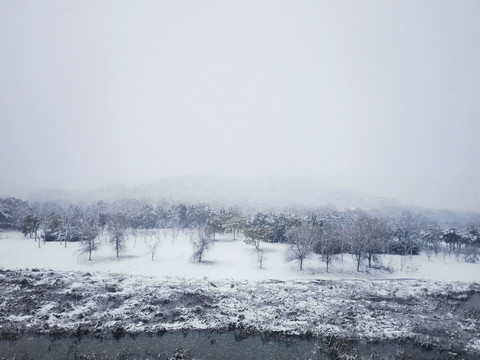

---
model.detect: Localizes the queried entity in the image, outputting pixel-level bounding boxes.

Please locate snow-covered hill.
[28,175,401,212]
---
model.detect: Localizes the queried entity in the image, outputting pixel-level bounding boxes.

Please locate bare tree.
[320,223,341,272]
[61,205,82,248]
[365,217,389,268]
[347,213,371,272]
[256,248,265,269]
[286,223,320,270]
[192,225,214,262]
[148,240,160,261]
[169,226,179,243]
[37,213,50,248]
[80,217,100,261]
[395,211,420,258]
[148,230,163,261]
[108,213,128,258]
[425,245,434,260]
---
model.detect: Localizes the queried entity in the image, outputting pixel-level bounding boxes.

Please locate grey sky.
[1,1,479,211]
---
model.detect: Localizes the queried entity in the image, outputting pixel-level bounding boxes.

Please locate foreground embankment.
[0,269,479,359]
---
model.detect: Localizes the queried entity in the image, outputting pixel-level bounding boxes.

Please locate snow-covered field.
[1,230,479,358]
[1,230,479,283]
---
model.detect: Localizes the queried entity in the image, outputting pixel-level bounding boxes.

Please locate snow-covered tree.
[364,217,389,268]
[80,217,100,261]
[148,239,160,261]
[347,212,371,272]
[223,207,244,240]
[256,248,265,269]
[108,213,128,258]
[0,197,31,230]
[463,226,480,263]
[393,211,421,256]
[243,224,270,250]
[421,223,442,259]
[192,225,214,262]
[286,223,320,270]
[243,213,272,249]
[269,213,298,243]
[61,205,83,248]
[319,222,341,272]
[20,214,41,242]
[207,211,226,240]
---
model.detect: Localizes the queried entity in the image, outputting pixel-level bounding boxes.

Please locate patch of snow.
[1,231,479,283]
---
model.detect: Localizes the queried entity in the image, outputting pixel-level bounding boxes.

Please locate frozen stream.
[0,330,450,360]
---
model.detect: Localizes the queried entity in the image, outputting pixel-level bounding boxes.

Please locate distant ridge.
[28,175,401,211]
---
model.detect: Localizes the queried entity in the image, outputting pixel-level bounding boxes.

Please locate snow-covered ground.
[1,230,479,283]
[1,230,479,358]
[1,266,479,357]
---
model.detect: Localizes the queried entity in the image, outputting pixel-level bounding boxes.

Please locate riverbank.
[0,268,479,358]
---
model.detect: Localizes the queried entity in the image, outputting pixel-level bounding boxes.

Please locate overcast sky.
[1,1,479,211]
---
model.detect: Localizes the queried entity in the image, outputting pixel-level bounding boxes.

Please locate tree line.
[1,196,479,269]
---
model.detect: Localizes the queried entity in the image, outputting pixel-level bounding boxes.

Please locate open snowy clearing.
[1,230,479,283]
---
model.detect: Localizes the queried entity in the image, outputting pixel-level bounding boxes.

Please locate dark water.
[0,331,452,360]
[463,293,480,311]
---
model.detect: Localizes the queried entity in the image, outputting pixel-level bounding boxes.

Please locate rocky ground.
[0,268,479,358]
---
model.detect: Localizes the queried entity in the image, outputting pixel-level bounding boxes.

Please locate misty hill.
[28,176,401,212]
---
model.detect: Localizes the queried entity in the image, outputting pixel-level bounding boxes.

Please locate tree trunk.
[300,258,303,270]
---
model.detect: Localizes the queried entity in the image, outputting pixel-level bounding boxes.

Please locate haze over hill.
[28,176,402,211]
